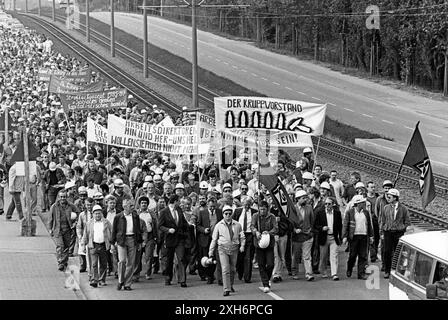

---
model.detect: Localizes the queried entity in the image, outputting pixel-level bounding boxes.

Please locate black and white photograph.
[0,0,447,308]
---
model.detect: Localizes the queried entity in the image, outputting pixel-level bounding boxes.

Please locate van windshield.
[432,261,448,299]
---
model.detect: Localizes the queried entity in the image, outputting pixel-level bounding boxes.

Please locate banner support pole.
[312,136,321,173]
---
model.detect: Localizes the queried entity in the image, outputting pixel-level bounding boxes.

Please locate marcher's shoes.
[180,282,187,288]
[189,270,197,275]
[99,282,107,286]
[306,275,315,281]
[384,272,390,279]
[358,274,368,280]
[381,265,385,272]
[145,275,152,280]
[263,287,270,293]
[231,287,235,293]
[272,277,280,283]
[58,265,65,271]
[206,279,214,284]
[223,291,230,296]
[244,280,252,283]
[117,283,124,290]
[80,269,87,273]
[200,277,206,281]
[124,286,132,291]
[165,281,171,286]
[346,270,352,278]
[90,282,98,288]
[332,275,339,281]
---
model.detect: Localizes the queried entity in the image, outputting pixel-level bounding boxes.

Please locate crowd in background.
[0,24,413,297]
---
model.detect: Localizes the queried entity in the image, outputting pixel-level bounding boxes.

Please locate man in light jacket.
[82,204,112,287]
[209,205,245,297]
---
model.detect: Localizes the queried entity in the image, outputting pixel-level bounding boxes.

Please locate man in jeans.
[6,163,24,220]
[290,190,315,281]
[272,198,290,283]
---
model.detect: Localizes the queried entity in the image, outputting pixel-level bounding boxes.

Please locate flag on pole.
[401,122,436,209]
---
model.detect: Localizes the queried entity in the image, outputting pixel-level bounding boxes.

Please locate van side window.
[397,245,415,280]
[432,262,448,298]
[412,252,433,287]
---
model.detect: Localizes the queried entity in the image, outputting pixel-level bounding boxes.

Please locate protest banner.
[60,88,128,112]
[158,116,175,126]
[49,76,104,94]
[38,68,91,83]
[214,96,326,136]
[107,115,206,155]
[87,118,108,144]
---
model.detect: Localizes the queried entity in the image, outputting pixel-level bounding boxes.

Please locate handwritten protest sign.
[107,115,206,155]
[87,118,107,144]
[214,96,326,136]
[60,88,128,112]
[49,76,104,93]
[38,68,91,83]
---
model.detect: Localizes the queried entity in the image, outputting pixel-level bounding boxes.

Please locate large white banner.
[107,115,205,155]
[214,96,326,136]
[87,118,108,144]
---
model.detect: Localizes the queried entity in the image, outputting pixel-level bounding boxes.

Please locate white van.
[389,230,448,300]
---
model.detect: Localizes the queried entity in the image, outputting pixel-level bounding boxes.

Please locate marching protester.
[208,205,245,296]
[0,21,429,300]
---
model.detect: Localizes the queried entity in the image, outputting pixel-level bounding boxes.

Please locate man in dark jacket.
[195,197,223,284]
[314,196,342,280]
[234,196,257,283]
[271,197,291,283]
[111,198,143,291]
[342,195,374,280]
[158,194,189,287]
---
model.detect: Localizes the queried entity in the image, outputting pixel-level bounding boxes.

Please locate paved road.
[89,12,448,166]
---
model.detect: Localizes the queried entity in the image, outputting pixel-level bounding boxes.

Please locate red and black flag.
[400,122,436,209]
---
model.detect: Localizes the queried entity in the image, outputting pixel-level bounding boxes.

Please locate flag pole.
[312,136,321,172]
[393,121,419,187]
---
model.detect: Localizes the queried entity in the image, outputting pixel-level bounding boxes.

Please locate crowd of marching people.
[0,23,413,297]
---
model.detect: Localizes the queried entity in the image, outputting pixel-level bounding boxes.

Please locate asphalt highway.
[89,12,448,166]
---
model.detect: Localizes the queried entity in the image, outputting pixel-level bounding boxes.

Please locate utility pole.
[86,0,90,42]
[21,126,35,236]
[143,0,148,78]
[191,0,199,109]
[38,0,41,16]
[160,0,163,17]
[444,30,448,96]
[25,0,27,13]
[111,0,115,57]
[52,0,55,21]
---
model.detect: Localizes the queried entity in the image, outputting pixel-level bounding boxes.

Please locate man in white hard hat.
[380,188,411,279]
[250,200,278,293]
[291,190,315,281]
[375,179,393,271]
[82,204,112,287]
[342,195,373,280]
[48,189,79,271]
[302,147,314,171]
[208,205,245,297]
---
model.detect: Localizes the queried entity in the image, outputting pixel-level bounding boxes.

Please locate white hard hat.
[199,181,208,189]
[175,183,185,190]
[258,233,271,249]
[352,195,366,204]
[92,205,103,212]
[302,172,314,180]
[320,182,331,190]
[222,205,233,214]
[64,181,76,190]
[355,182,365,189]
[295,190,308,199]
[387,188,400,198]
[70,212,77,220]
[303,147,313,153]
[200,256,215,268]
[49,162,57,171]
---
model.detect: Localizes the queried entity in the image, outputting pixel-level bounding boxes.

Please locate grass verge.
[22,9,385,143]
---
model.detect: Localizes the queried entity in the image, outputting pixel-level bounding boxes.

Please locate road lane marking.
[285,87,293,91]
[262,77,268,81]
[207,55,213,58]
[296,91,306,95]
[328,103,337,106]
[273,82,280,86]
[232,65,239,69]
[251,73,258,77]
[362,114,373,118]
[382,119,394,124]
[215,58,221,62]
[404,126,414,130]
[429,133,442,138]
[311,97,322,101]
[344,108,354,112]
[258,287,284,300]
[241,69,247,73]
[223,62,229,65]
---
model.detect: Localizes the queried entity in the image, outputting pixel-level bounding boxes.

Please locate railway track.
[21,13,448,231]
[21,14,182,116]
[40,11,217,108]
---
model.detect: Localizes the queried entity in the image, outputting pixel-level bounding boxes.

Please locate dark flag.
[10,138,40,164]
[400,122,436,209]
